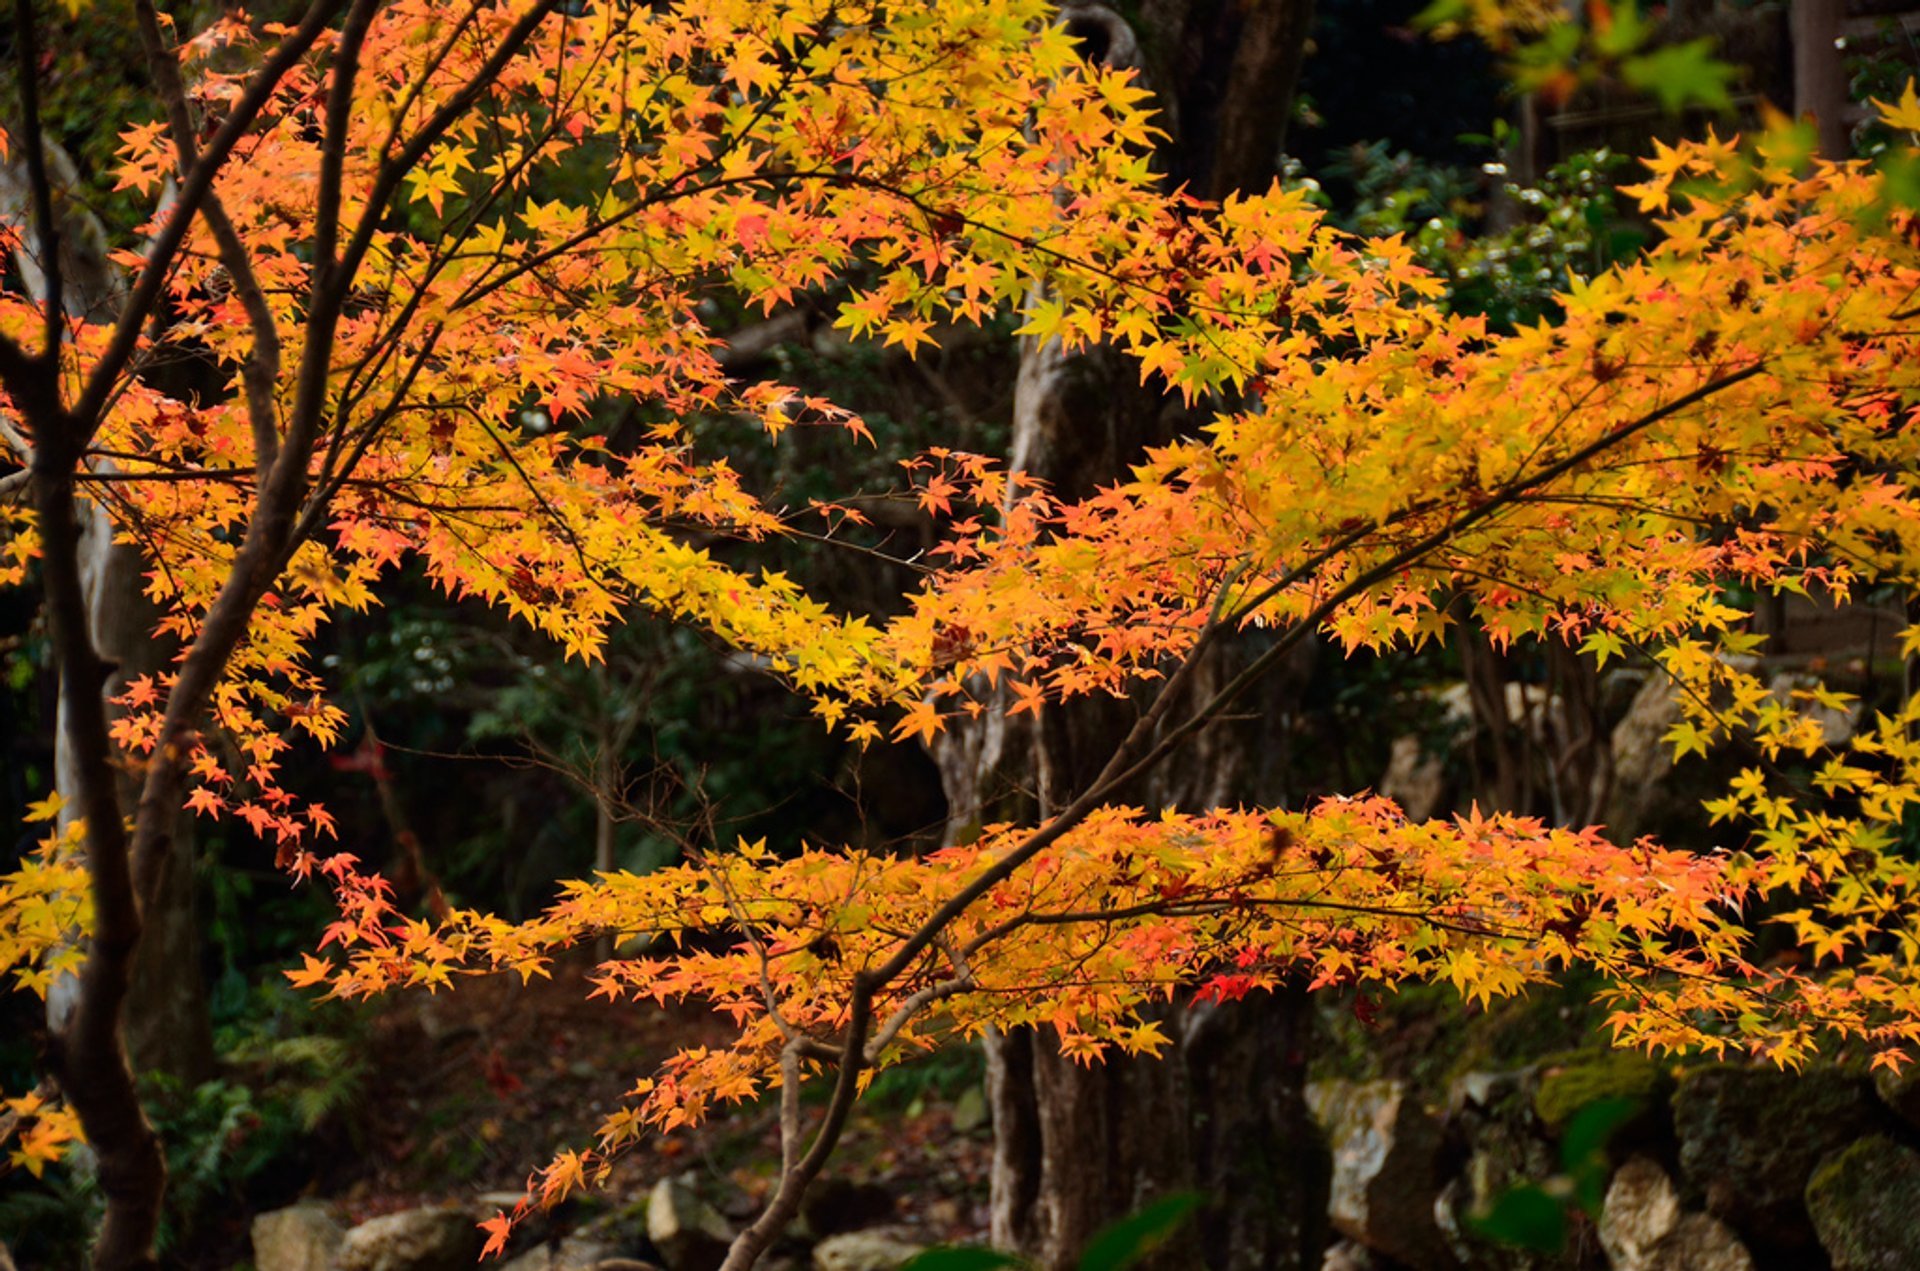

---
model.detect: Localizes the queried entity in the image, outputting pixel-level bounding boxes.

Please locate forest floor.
[326,958,996,1241]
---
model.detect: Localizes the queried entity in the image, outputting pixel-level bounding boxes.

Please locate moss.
[1532,1049,1669,1129]
[1805,1135,1920,1270]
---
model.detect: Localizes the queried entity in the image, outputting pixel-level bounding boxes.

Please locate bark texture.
[939,4,1329,1268]
[4,140,216,1083]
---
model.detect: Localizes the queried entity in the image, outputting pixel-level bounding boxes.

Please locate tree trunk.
[942,5,1329,1267]
[3,138,216,1086]
[51,507,216,1086]
[1792,0,1849,159]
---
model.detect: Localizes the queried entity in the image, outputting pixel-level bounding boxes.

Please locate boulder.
[1379,734,1447,822]
[647,1176,735,1271]
[1767,672,1859,747]
[1320,1241,1382,1271]
[1600,1156,1754,1271]
[1432,1068,1563,1271]
[1805,1135,1920,1270]
[338,1205,484,1271]
[1871,1062,1920,1133]
[498,1237,627,1271]
[1306,1079,1454,1270]
[1532,1050,1668,1131]
[1672,1066,1879,1266]
[1606,675,1689,842]
[252,1202,347,1271]
[949,1084,989,1134]
[810,1228,926,1271]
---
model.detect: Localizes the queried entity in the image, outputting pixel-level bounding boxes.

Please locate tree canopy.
[5,1,1920,1266]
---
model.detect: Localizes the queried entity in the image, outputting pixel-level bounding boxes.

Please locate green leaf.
[1879,149,1920,211]
[1077,1192,1205,1271]
[1592,0,1652,58]
[1620,39,1735,113]
[1558,1095,1641,1174]
[1469,1185,1567,1252]
[1413,0,1470,31]
[904,1249,1028,1271]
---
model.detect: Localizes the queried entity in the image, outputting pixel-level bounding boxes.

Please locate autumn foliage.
[6,0,1920,1265]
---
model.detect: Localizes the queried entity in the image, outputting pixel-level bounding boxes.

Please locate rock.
[1532,1050,1669,1131]
[338,1205,484,1271]
[1306,1079,1454,1270]
[1432,1069,1559,1271]
[1767,672,1859,746]
[1606,674,1689,842]
[800,1176,896,1237]
[1379,734,1447,822]
[1871,1062,1920,1132]
[1320,1240,1381,1271]
[1805,1135,1920,1270]
[1673,1065,1879,1266]
[647,1176,736,1271]
[949,1084,989,1134]
[1601,1156,1754,1271]
[810,1228,926,1271]
[498,1237,625,1271]
[252,1202,347,1271]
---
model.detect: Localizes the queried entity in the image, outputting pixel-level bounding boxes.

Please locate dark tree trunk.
[4,139,216,1087]
[939,5,1329,1268]
[52,509,216,1086]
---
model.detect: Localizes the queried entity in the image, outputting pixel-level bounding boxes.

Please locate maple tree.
[4,0,1920,1267]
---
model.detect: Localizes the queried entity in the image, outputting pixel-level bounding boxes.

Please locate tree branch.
[70,0,345,431]
[131,0,285,482]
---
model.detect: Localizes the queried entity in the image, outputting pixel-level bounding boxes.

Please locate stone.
[498,1237,625,1271]
[252,1202,348,1271]
[949,1084,988,1134]
[1601,1156,1753,1271]
[647,1176,736,1271]
[1606,674,1689,843]
[1432,1068,1557,1271]
[1320,1240,1381,1271]
[1805,1135,1920,1270]
[1532,1051,1668,1130]
[1767,672,1859,747]
[810,1228,927,1271]
[1672,1065,1879,1266]
[1871,1062,1920,1132]
[1306,1079,1454,1270]
[338,1205,484,1271]
[1379,734,1447,822]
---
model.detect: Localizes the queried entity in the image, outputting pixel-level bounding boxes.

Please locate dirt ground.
[331,957,996,1241]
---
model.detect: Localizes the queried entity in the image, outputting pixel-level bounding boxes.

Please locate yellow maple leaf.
[1872,78,1920,132]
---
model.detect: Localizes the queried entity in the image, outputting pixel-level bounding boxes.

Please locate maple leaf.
[184,788,225,818]
[478,1212,514,1260]
[891,699,945,745]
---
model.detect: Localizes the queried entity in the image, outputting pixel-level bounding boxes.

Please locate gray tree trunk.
[938,5,1329,1267]
[3,139,216,1086]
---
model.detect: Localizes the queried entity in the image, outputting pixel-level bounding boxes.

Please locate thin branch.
[131,0,284,482]
[11,0,61,359]
[71,0,345,430]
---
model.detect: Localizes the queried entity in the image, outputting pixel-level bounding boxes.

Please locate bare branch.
[70,0,345,431]
[10,0,62,359]
[131,0,285,482]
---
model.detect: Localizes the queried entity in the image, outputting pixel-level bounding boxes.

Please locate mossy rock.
[1533,1051,1670,1130]
[1805,1136,1920,1270]
[1673,1065,1881,1268]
